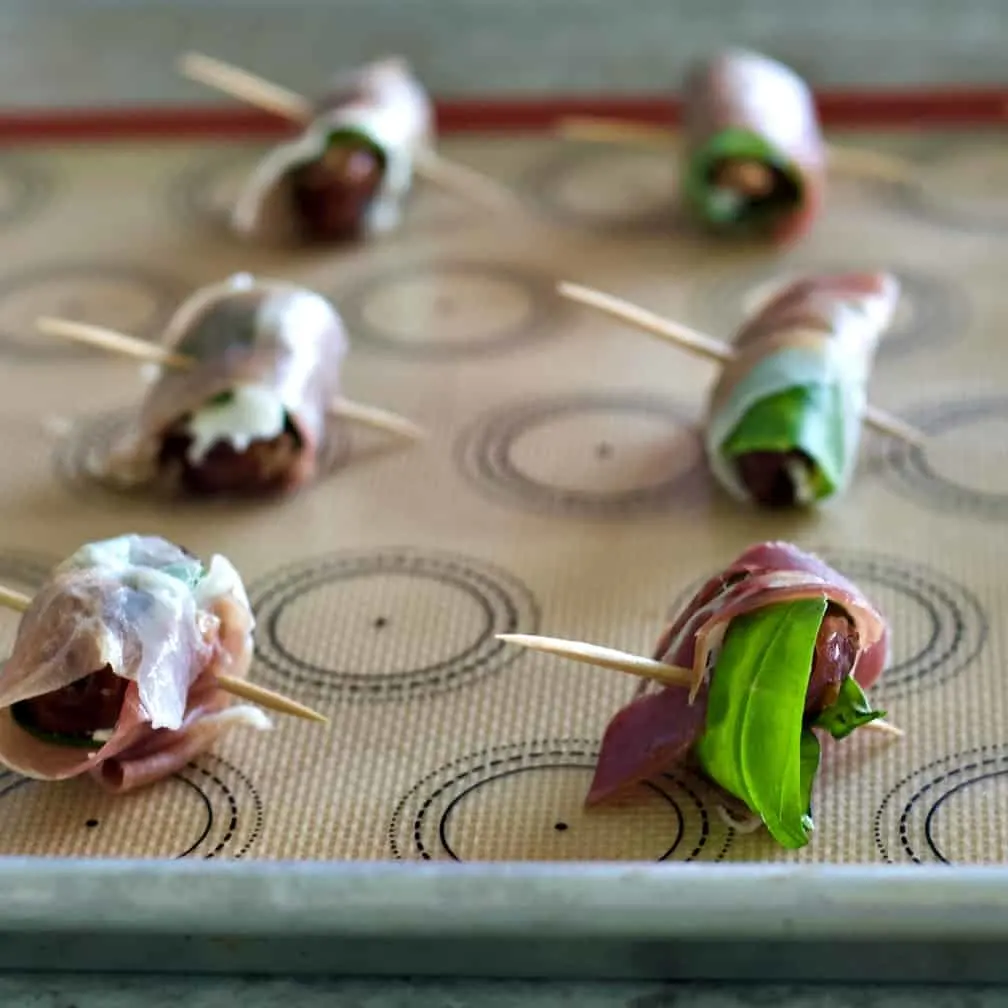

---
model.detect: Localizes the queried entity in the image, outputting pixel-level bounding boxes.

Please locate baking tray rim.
[1,858,1005,940]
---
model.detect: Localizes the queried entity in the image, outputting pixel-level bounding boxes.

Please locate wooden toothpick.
[0,584,327,724]
[178,50,524,215]
[179,51,313,124]
[496,631,902,738]
[556,116,679,146]
[34,316,426,442]
[496,632,694,687]
[557,281,928,449]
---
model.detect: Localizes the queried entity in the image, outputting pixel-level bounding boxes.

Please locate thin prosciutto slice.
[0,535,270,793]
[587,542,887,805]
[105,273,346,490]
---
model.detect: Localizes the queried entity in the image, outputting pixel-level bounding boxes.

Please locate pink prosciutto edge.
[587,541,888,805]
[0,538,270,793]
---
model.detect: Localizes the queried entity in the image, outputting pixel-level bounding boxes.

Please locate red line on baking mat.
[0,90,1004,142]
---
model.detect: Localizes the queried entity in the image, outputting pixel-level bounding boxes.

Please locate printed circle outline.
[521,144,682,234]
[0,261,186,363]
[52,406,351,505]
[687,263,968,361]
[388,738,732,862]
[882,395,1008,519]
[874,745,1008,865]
[879,145,1008,235]
[332,258,561,360]
[247,548,541,701]
[455,391,704,518]
[661,549,985,700]
[0,754,261,860]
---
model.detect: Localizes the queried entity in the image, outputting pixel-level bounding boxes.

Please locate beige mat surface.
[0,128,1003,866]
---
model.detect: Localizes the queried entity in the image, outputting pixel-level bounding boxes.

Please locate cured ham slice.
[588,542,889,847]
[233,57,434,245]
[0,535,270,793]
[706,271,900,508]
[681,49,826,244]
[105,273,346,496]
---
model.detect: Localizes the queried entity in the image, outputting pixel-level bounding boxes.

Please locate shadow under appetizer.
[0,534,324,793]
[558,271,924,510]
[499,541,899,850]
[37,273,424,498]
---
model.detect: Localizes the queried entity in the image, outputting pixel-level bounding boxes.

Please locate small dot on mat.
[553,821,569,832]
[85,819,99,828]
[595,442,614,459]
[373,616,389,629]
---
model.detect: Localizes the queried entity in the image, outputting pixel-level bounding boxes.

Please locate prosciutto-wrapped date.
[589,542,889,849]
[706,271,900,508]
[233,57,434,245]
[680,49,826,243]
[108,272,345,496]
[0,534,270,793]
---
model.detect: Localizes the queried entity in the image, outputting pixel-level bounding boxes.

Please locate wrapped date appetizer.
[233,57,434,244]
[707,271,900,508]
[500,542,893,850]
[109,273,346,496]
[0,534,270,793]
[680,49,826,243]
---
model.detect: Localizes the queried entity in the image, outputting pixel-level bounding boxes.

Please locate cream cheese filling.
[183,384,287,465]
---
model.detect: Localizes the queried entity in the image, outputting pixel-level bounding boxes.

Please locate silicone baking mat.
[0,127,1003,868]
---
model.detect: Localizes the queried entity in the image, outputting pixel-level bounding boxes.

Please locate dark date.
[735,449,816,508]
[290,141,385,243]
[804,603,860,719]
[14,664,127,739]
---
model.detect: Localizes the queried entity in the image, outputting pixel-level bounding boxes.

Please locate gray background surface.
[0,0,1006,109]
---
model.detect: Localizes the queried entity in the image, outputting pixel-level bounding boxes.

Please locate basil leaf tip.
[814,674,885,740]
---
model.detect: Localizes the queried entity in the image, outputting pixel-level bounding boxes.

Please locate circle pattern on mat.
[875,744,1008,864]
[659,549,985,701]
[388,739,733,862]
[51,406,351,504]
[882,141,1008,234]
[454,391,705,518]
[332,259,560,360]
[522,145,681,233]
[0,755,262,860]
[0,155,54,230]
[881,395,1008,520]
[247,547,540,702]
[168,147,468,236]
[687,263,968,360]
[0,262,184,362]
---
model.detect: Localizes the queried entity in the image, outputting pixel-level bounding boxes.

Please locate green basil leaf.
[207,391,235,407]
[798,729,821,835]
[694,597,827,849]
[814,674,886,740]
[720,382,847,503]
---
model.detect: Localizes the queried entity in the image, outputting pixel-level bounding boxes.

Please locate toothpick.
[178,51,313,124]
[179,51,523,216]
[35,317,192,370]
[556,115,679,146]
[827,144,917,185]
[497,631,902,738]
[34,316,424,442]
[557,281,928,448]
[557,115,918,187]
[496,633,694,687]
[0,584,326,724]
[212,674,328,724]
[327,397,427,441]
